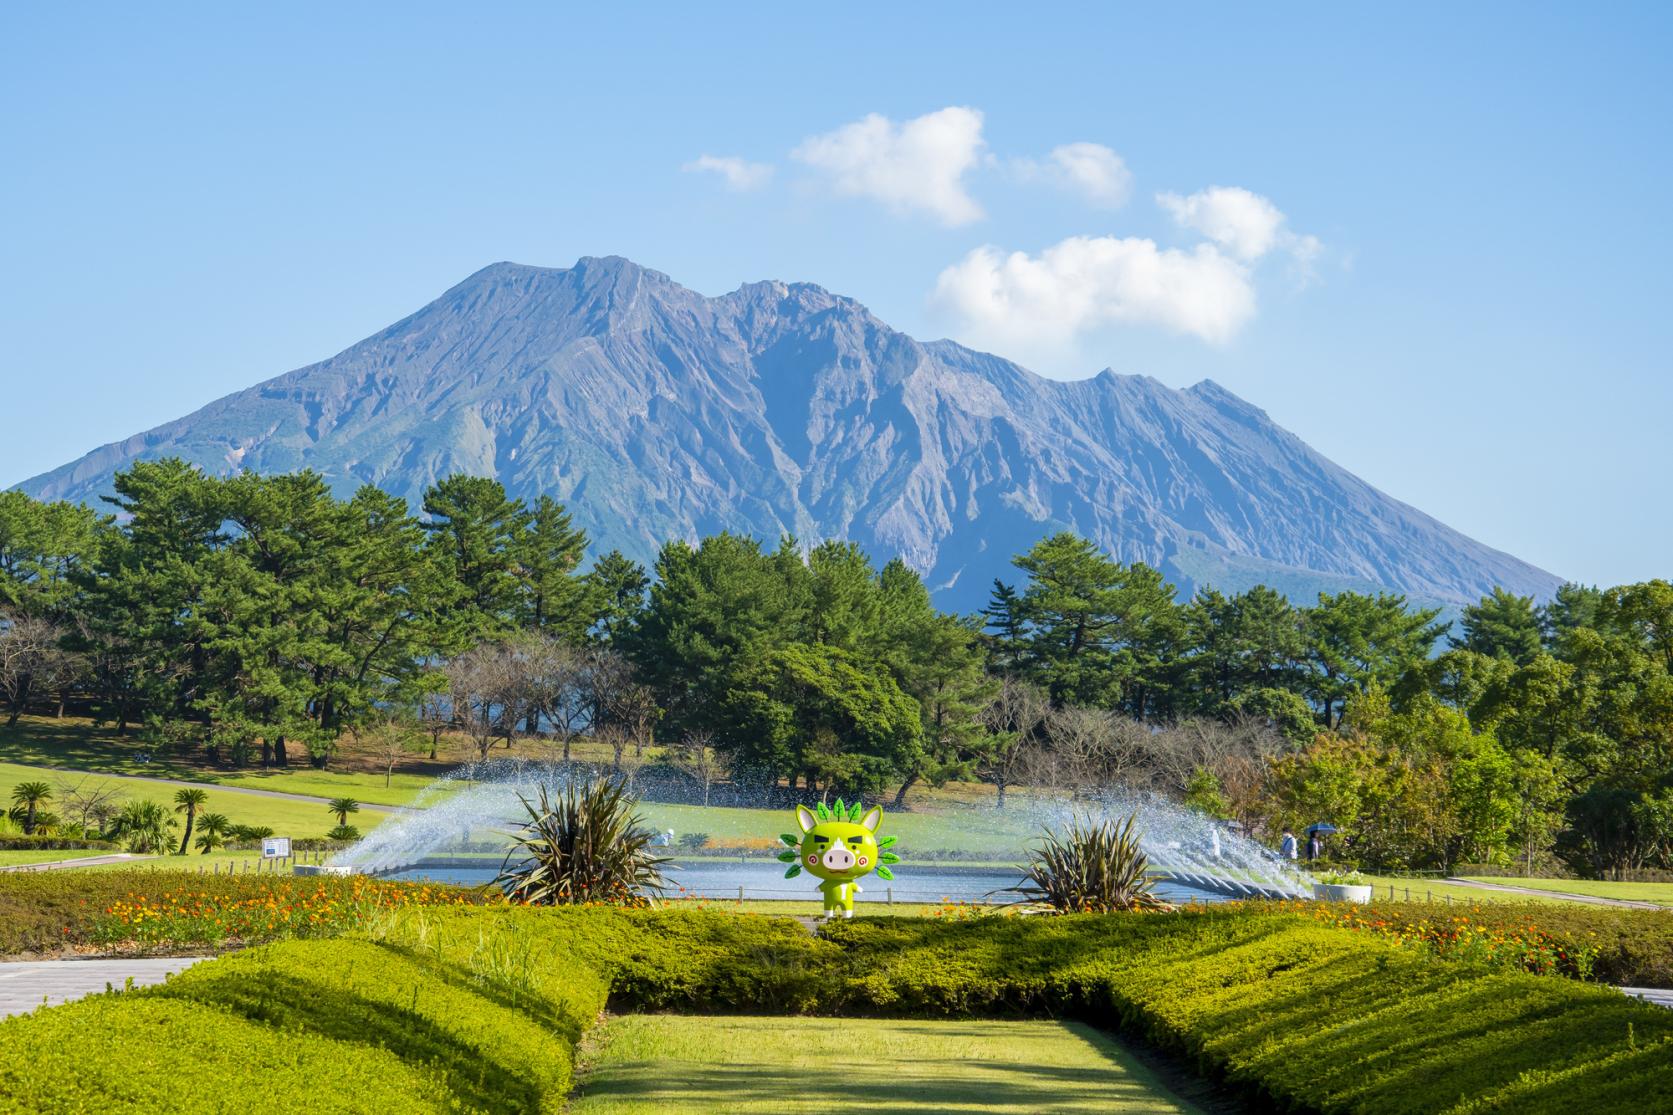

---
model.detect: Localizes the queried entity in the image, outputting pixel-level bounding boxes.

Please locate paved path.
[1622,987,1673,1009]
[0,853,156,874]
[3,759,404,811]
[1442,877,1670,910]
[0,957,208,1019]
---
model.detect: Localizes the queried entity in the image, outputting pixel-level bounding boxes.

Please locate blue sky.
[2,2,1669,587]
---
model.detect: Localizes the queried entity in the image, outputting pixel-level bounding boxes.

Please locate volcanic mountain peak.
[15,257,1561,610]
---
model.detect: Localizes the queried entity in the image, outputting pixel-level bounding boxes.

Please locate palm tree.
[108,800,175,855]
[327,797,360,828]
[173,787,209,855]
[9,782,52,835]
[193,812,231,854]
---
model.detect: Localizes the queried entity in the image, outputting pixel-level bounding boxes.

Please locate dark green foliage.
[9,464,1673,879]
[495,778,669,905]
[0,833,115,851]
[720,643,924,796]
[1455,586,1545,664]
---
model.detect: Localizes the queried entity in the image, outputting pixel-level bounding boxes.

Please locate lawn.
[0,714,445,807]
[0,761,396,842]
[569,1015,1202,1114]
[1461,876,1673,906]
[0,716,1036,843]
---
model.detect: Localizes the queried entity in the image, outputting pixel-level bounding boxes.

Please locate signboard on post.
[262,836,292,859]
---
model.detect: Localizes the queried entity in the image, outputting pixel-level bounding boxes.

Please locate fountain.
[325,759,1312,903]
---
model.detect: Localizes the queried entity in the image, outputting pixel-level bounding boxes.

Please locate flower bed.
[91,877,475,948]
[0,868,492,957]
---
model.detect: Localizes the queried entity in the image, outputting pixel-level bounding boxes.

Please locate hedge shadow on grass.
[152,939,573,1112]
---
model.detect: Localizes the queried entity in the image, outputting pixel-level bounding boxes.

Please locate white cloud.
[683,154,773,191]
[932,236,1256,348]
[792,106,987,226]
[1156,185,1319,267]
[1015,142,1133,208]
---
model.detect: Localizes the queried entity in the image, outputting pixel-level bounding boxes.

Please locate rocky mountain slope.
[16,257,1561,609]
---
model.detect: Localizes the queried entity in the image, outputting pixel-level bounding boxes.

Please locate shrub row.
[3,903,1671,1112]
[332,905,1673,1112]
[816,911,1673,1114]
[0,916,619,1113]
[0,834,116,851]
[0,997,451,1112]
[153,938,587,1111]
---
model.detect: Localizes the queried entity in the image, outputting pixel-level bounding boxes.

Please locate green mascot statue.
[777,799,900,919]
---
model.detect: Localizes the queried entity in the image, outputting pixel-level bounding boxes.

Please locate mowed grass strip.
[570,1015,1202,1114]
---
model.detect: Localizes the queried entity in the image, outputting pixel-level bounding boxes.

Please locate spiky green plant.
[999,813,1173,914]
[9,782,52,835]
[495,778,670,907]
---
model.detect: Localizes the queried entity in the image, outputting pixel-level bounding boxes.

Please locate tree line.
[2,460,1670,877]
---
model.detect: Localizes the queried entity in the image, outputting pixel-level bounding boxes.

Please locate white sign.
[261,836,292,859]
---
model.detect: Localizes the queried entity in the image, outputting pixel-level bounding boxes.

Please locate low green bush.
[155,938,577,1111]
[0,834,116,851]
[393,905,834,1013]
[0,996,450,1113]
[818,911,1673,1114]
[5,902,1671,1113]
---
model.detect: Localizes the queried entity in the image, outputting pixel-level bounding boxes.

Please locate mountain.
[14,257,1562,610]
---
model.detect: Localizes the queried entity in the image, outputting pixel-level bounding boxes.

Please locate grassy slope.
[0,715,436,806]
[0,761,393,841]
[0,716,1038,857]
[1461,876,1673,906]
[570,1015,1201,1115]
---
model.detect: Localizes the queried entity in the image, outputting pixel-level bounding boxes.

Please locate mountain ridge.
[15,256,1562,611]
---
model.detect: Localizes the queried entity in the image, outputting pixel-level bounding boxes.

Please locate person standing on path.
[1280,828,1298,862]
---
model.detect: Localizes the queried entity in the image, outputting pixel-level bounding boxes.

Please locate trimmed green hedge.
[0,834,116,851]
[154,938,581,1111]
[3,905,1670,1113]
[818,912,1673,1114]
[397,905,838,1013]
[0,996,450,1113]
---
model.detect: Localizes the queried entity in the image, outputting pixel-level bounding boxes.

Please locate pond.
[386,858,1236,905]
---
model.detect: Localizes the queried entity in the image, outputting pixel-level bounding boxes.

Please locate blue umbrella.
[1306,823,1338,835]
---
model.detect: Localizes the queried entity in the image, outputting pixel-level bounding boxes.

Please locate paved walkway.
[0,853,156,873]
[1442,877,1670,910]
[1623,987,1673,1010]
[0,957,208,1019]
